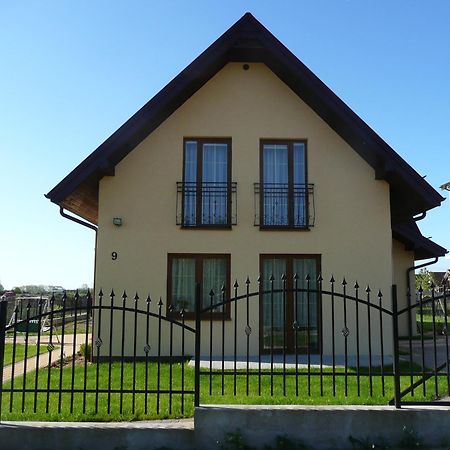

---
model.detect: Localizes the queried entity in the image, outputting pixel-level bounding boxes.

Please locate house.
[429,270,450,292]
[46,13,447,359]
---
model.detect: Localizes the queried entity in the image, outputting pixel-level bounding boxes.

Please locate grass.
[1,359,446,422]
[3,344,46,366]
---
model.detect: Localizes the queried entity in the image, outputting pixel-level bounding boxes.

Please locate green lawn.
[1,360,446,422]
[3,344,46,366]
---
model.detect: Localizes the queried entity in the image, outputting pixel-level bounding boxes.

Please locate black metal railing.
[1,278,450,420]
[196,275,396,404]
[0,290,195,420]
[176,182,237,227]
[254,183,315,228]
[392,283,450,406]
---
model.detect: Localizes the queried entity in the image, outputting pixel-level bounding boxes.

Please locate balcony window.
[177,138,235,227]
[256,140,314,229]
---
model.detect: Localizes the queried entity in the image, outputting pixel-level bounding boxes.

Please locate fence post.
[0,300,8,420]
[391,285,401,408]
[194,282,201,407]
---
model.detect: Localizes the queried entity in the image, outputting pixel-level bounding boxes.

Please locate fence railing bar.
[444,287,450,396]
[33,296,44,413]
[257,277,262,397]
[58,292,68,414]
[365,286,373,396]
[9,306,18,413]
[0,300,8,420]
[132,293,139,415]
[21,302,31,413]
[200,288,392,316]
[391,285,401,408]
[318,275,323,397]
[306,274,311,396]
[82,291,92,414]
[119,291,127,415]
[169,304,174,415]
[431,286,438,398]
[419,287,426,396]
[395,358,450,401]
[5,304,196,334]
[95,290,103,414]
[69,291,80,414]
[283,274,287,397]
[270,275,274,396]
[181,308,186,415]
[156,298,163,414]
[294,274,299,396]
[233,281,238,396]
[194,283,201,408]
[198,371,397,378]
[378,290,385,397]
[343,279,348,397]
[46,294,56,414]
[406,287,414,396]
[331,276,336,396]
[221,286,225,396]
[144,295,151,415]
[397,291,450,315]
[4,387,196,395]
[246,279,250,396]
[209,290,214,396]
[355,282,360,397]
[107,290,115,414]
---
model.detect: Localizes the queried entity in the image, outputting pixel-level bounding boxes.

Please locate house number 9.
[111,252,118,260]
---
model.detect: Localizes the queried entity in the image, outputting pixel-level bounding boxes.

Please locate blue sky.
[1,1,449,290]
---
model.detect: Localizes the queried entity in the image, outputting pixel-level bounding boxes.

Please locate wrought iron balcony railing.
[177,182,237,227]
[254,183,315,229]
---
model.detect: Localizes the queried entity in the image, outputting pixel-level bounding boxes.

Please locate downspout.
[59,207,98,232]
[405,257,438,337]
[59,207,98,360]
[59,207,98,294]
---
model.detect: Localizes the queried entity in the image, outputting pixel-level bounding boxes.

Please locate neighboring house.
[430,271,450,293]
[46,13,447,358]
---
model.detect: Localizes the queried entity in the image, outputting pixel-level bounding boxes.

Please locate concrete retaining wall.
[196,405,450,450]
[0,419,195,450]
[1,406,450,450]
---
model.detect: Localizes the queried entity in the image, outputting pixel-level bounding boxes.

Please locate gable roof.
[46,12,445,228]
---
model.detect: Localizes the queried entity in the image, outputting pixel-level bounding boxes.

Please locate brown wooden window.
[167,254,231,319]
[260,254,321,353]
[259,139,311,229]
[180,138,233,228]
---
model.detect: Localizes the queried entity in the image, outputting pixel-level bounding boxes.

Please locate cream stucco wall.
[94,63,398,361]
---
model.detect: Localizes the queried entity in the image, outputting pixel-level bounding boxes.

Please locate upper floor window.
[257,140,313,229]
[178,138,236,228]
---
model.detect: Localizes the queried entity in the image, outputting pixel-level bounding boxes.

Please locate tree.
[415,268,438,291]
[0,282,4,294]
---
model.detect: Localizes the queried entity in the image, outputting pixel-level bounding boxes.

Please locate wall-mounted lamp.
[113,217,123,227]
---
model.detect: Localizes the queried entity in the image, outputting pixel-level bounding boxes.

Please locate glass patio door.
[261,255,320,353]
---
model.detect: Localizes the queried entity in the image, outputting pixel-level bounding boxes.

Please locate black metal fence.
[0,276,449,421]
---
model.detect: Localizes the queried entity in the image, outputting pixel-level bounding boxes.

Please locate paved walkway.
[2,334,88,382]
[399,336,450,370]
